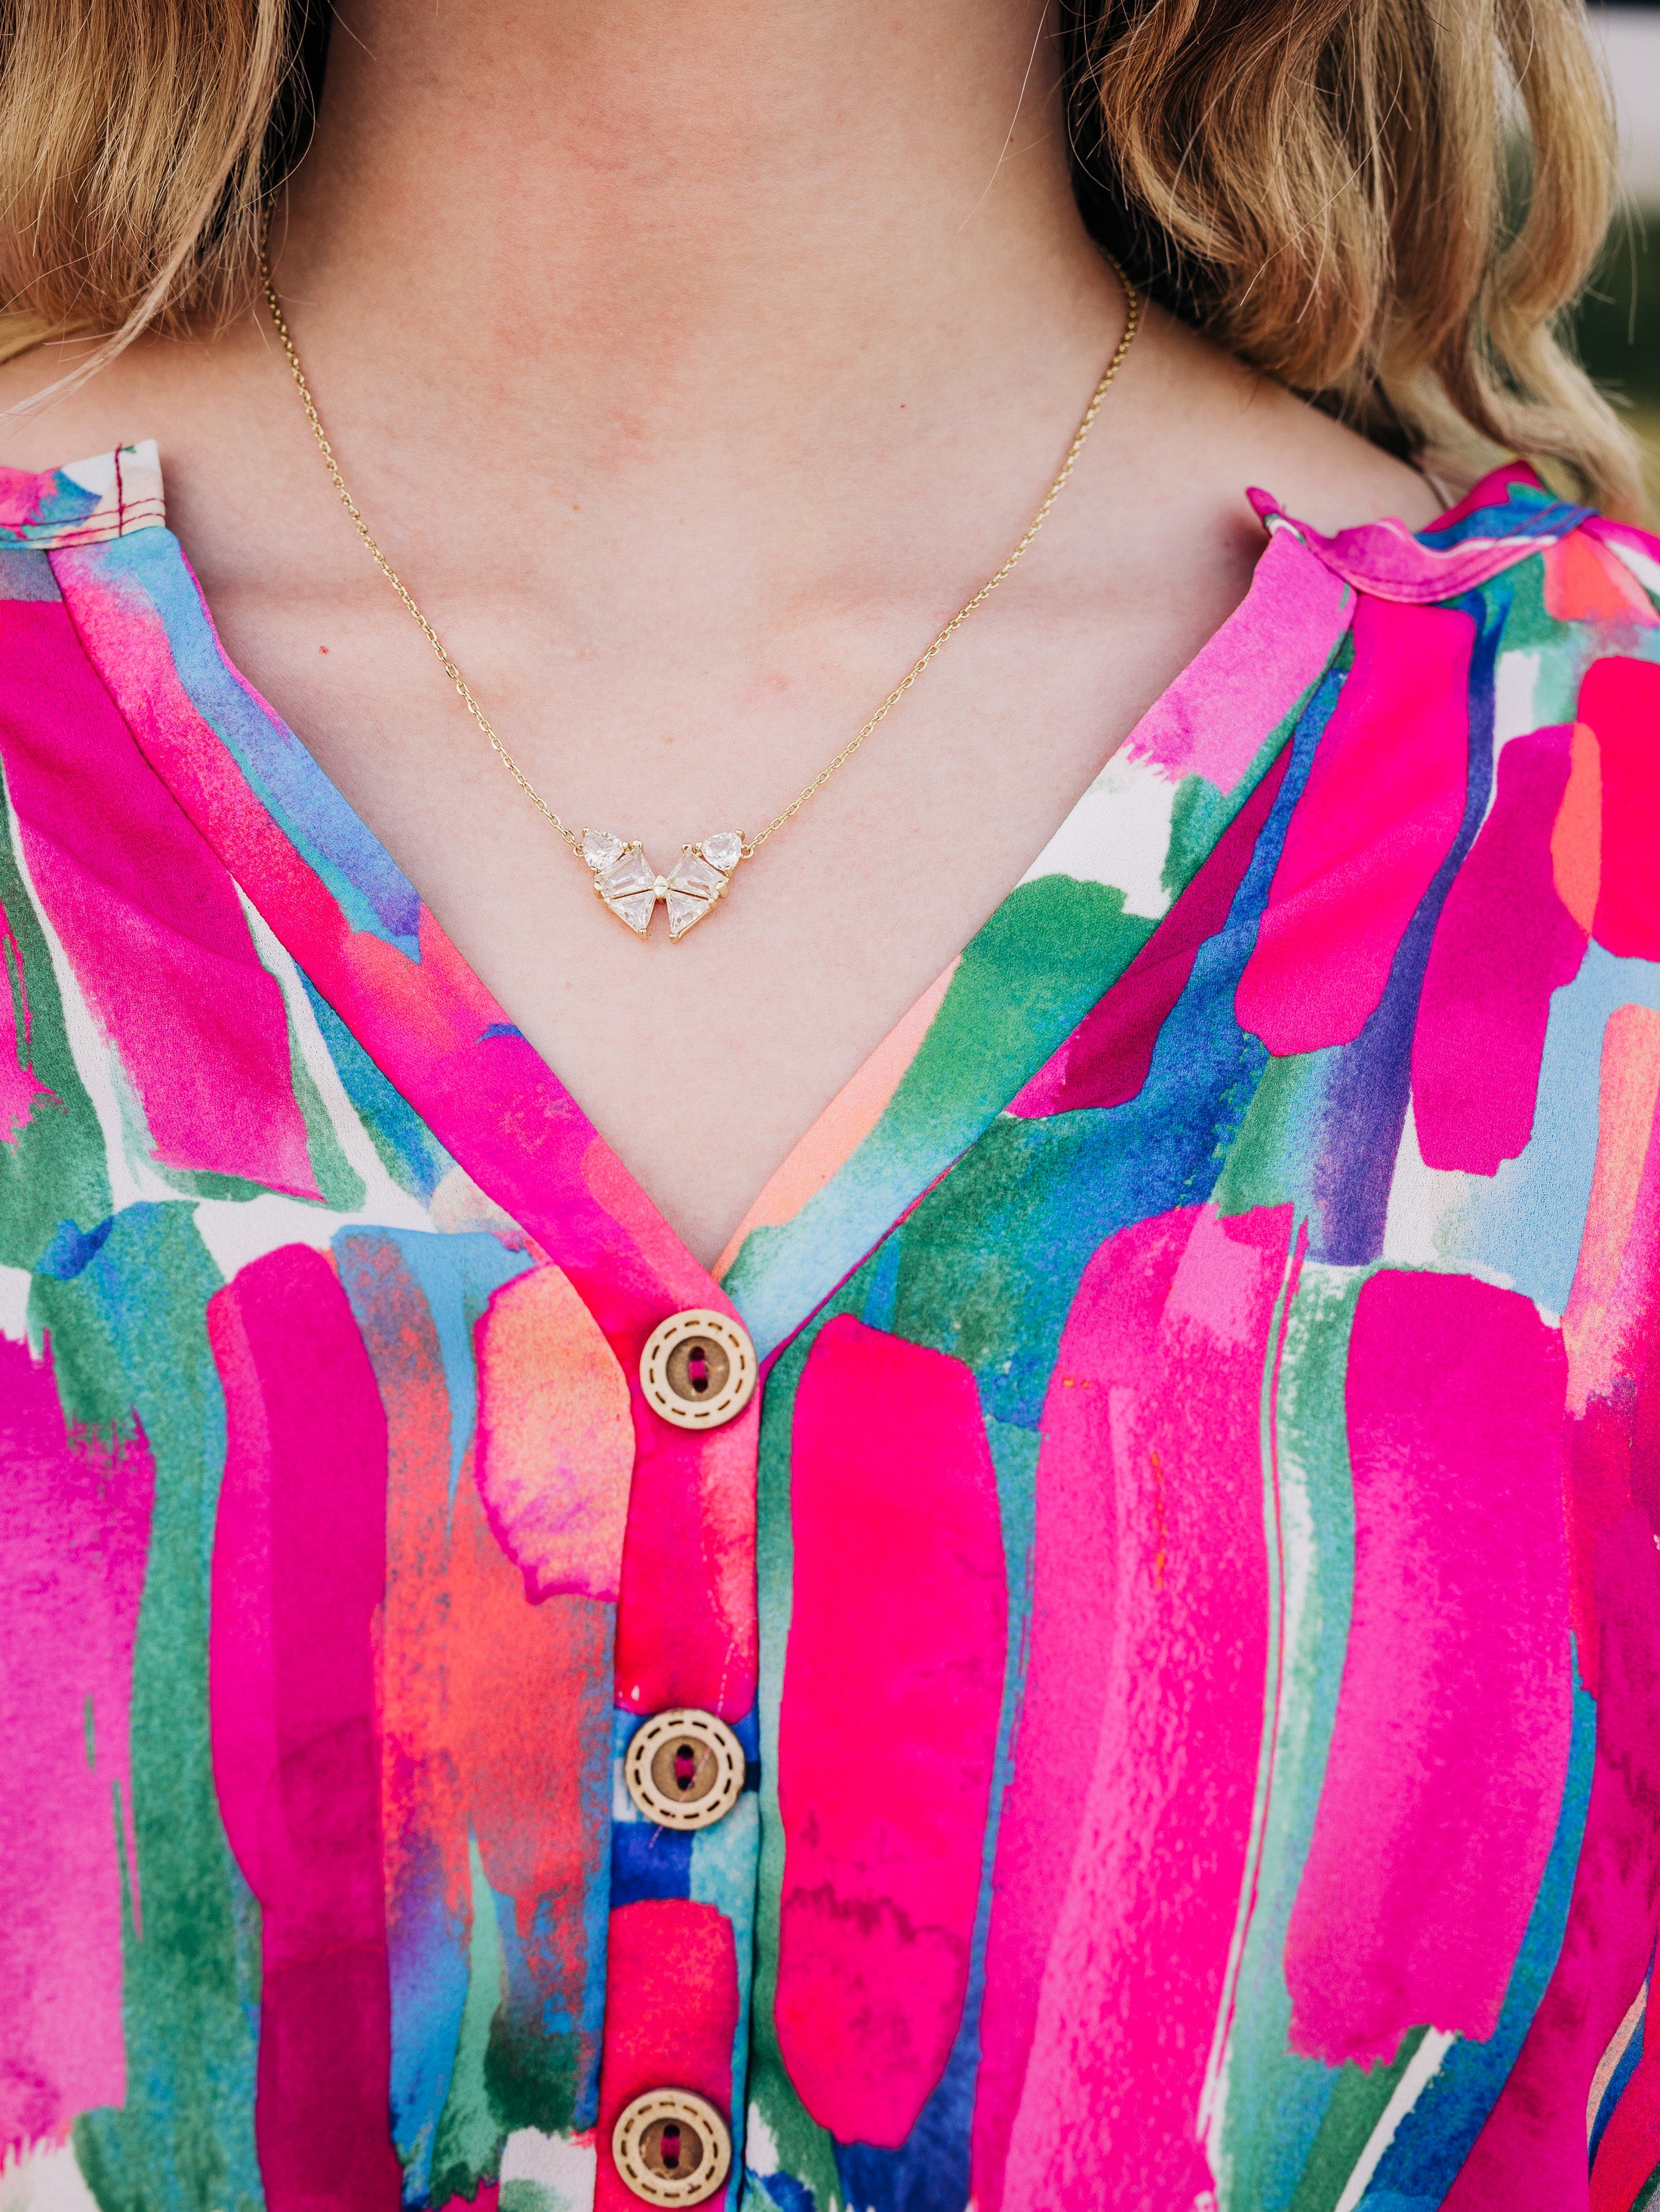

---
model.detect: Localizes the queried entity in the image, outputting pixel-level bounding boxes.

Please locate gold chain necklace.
[259,228,1139,943]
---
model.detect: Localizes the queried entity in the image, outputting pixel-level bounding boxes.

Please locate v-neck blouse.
[2,448,1659,2212]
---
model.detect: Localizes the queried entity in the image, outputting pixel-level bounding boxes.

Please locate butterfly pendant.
[581,829,745,940]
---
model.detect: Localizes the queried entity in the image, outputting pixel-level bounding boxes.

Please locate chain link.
[260,213,1139,869]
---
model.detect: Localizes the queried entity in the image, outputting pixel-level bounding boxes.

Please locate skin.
[0,0,1442,1266]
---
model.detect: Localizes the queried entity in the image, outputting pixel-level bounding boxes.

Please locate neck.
[277,0,1116,475]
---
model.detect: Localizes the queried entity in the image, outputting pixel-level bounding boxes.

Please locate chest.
[185,501,1256,1265]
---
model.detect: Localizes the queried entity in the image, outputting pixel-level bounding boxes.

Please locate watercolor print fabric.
[0,447,1657,2212]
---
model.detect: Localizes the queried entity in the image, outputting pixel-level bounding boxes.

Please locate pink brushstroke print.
[1412,725,1588,1174]
[777,1317,1007,2148]
[0,599,317,1194]
[1286,1269,1572,2065]
[1122,525,1350,792]
[208,1244,404,2211]
[1580,657,1660,963]
[1235,595,1473,1054]
[978,1203,1288,2212]
[0,1336,152,2152]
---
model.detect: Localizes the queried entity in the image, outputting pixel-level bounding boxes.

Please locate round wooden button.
[612,2087,732,2207]
[625,1709,746,1832]
[639,1310,756,1431]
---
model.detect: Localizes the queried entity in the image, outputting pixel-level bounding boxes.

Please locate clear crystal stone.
[605,889,657,935]
[666,890,715,939]
[598,848,657,900]
[699,831,743,875]
[582,829,626,870]
[667,851,727,899]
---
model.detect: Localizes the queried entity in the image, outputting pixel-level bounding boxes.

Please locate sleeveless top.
[1,451,1658,2212]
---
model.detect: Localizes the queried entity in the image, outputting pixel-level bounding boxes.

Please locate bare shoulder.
[0,321,311,603]
[1108,303,1446,540]
[0,324,271,497]
[0,335,160,471]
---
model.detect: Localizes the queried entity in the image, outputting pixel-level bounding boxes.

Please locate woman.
[0,0,1655,2205]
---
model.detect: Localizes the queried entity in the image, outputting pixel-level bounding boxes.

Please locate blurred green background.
[1573,217,1660,511]
[1572,7,1660,512]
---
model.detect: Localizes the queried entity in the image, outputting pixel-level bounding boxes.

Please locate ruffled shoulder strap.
[1248,463,1591,605]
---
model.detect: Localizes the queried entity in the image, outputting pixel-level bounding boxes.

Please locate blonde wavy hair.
[0,0,1643,515]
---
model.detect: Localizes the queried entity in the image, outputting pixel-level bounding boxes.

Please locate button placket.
[600,1302,759,2208]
